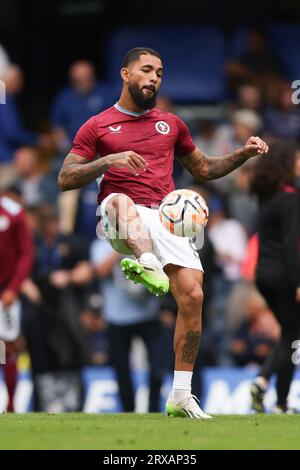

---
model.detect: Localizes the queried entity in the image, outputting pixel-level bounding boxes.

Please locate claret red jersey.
[70,103,196,207]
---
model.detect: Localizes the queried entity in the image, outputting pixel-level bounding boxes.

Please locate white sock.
[171,370,193,401]
[254,376,268,391]
[139,252,159,264]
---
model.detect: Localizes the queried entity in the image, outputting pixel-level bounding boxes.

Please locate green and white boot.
[120,253,169,297]
[166,394,212,419]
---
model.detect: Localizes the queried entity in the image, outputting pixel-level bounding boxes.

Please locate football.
[159,189,209,237]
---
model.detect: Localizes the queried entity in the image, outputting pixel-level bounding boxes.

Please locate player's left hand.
[242,136,269,158]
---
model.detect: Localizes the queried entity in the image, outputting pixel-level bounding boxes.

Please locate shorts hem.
[161,258,204,272]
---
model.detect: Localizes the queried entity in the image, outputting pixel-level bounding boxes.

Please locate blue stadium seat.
[106,27,226,103]
[229,28,248,59]
[269,24,300,80]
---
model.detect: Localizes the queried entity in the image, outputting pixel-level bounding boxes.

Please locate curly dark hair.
[122,47,162,68]
[250,139,297,201]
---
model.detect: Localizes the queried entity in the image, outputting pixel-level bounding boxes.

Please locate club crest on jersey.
[155,121,170,135]
[109,125,122,134]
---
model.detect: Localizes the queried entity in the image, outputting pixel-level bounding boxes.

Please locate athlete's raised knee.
[108,193,135,209]
[177,283,204,311]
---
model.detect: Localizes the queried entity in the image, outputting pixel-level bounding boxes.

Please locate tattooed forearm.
[58,153,109,191]
[204,150,249,179]
[179,147,249,182]
[182,330,201,364]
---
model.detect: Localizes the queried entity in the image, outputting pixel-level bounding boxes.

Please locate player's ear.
[120,67,129,83]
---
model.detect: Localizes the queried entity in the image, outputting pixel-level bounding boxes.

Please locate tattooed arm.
[178,136,268,181]
[58,151,147,191]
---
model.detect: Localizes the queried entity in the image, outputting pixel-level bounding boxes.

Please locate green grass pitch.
[1,413,300,450]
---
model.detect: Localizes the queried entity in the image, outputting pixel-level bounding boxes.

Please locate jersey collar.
[114,102,150,117]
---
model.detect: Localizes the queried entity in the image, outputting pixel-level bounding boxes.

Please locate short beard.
[128,81,157,110]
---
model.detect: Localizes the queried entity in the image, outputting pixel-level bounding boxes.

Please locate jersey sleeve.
[70,116,98,161]
[174,116,196,157]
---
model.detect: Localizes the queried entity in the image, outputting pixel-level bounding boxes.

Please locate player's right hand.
[105,151,147,176]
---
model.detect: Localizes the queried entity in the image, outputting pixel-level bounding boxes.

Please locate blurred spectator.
[21,204,93,412]
[57,180,99,242]
[227,162,258,235]
[229,287,279,366]
[231,109,263,146]
[208,203,247,282]
[75,182,99,242]
[51,60,107,149]
[227,29,284,93]
[80,295,110,366]
[194,119,233,156]
[0,42,9,78]
[295,147,300,190]
[264,82,300,140]
[235,83,263,113]
[250,140,300,413]
[193,110,262,196]
[241,233,259,282]
[207,200,248,364]
[0,189,34,411]
[13,146,58,207]
[90,237,164,412]
[0,65,50,189]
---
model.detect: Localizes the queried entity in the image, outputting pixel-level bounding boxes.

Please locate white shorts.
[100,193,203,271]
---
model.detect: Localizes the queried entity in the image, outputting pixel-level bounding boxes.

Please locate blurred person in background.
[194,118,233,157]
[233,83,263,113]
[250,140,300,414]
[51,60,108,151]
[227,29,284,94]
[13,146,58,207]
[229,286,279,366]
[207,197,248,364]
[21,204,93,412]
[79,295,110,366]
[57,179,99,243]
[0,65,51,190]
[90,237,163,412]
[227,162,258,235]
[295,147,300,190]
[231,109,263,148]
[0,187,34,412]
[0,41,9,78]
[195,109,263,196]
[264,82,300,141]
